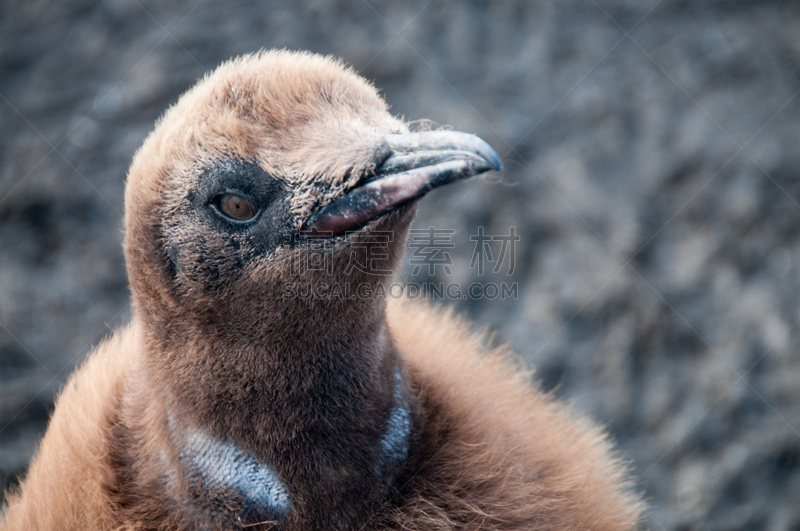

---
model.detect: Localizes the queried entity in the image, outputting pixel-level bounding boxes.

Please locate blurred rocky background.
[2,0,800,529]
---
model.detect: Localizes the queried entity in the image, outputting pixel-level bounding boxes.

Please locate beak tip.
[466,133,502,174]
[487,150,503,173]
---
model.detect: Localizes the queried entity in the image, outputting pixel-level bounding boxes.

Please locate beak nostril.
[362,139,395,185]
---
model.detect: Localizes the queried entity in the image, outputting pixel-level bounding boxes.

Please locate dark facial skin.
[165,158,294,283]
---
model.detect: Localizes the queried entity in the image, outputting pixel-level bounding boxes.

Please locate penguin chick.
[1,50,642,531]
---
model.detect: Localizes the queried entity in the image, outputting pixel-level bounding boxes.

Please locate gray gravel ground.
[2,1,800,529]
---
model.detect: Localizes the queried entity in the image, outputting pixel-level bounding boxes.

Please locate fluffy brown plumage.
[1,50,642,530]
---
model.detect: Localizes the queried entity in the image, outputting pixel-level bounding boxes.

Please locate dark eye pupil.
[218,194,256,220]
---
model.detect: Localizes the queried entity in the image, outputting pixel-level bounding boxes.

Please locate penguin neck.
[141,282,414,508]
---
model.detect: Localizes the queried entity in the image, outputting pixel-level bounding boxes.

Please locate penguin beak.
[303,131,502,235]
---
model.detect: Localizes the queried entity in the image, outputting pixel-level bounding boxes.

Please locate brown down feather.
[1,50,643,530]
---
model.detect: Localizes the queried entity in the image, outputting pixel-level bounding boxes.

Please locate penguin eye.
[212,193,258,222]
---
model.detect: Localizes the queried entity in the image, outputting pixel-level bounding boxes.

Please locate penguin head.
[124,50,500,333]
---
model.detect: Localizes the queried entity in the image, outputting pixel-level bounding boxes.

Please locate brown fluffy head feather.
[124,50,408,321]
[127,49,404,220]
